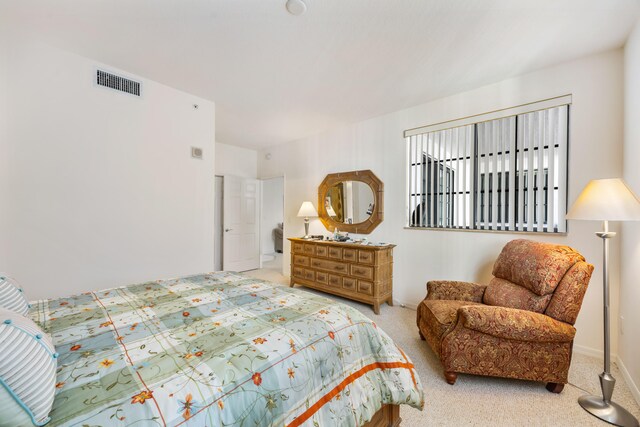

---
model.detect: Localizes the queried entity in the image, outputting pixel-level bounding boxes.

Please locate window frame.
[404,96,570,235]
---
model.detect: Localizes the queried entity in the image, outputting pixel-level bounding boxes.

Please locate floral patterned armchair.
[416,239,594,393]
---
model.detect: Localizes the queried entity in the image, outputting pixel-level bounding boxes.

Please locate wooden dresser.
[288,238,395,314]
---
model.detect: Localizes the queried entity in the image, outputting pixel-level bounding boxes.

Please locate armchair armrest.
[457,305,576,343]
[426,280,486,303]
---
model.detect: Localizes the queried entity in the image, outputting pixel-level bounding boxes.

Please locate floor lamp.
[566,178,640,427]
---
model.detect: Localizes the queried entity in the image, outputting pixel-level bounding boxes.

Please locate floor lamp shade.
[566,178,640,427]
[566,178,640,221]
[297,201,318,238]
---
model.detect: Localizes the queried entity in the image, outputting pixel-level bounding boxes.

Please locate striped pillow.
[0,275,30,316]
[0,308,57,427]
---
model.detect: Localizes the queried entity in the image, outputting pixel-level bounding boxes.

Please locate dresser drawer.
[292,242,304,253]
[316,245,328,257]
[343,277,357,291]
[342,248,357,262]
[328,274,342,287]
[292,266,305,279]
[358,280,374,296]
[310,258,349,274]
[303,244,316,256]
[358,250,375,265]
[328,247,342,259]
[315,271,328,285]
[351,264,374,280]
[293,255,309,266]
[303,269,315,281]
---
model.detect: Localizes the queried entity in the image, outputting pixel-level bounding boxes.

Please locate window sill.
[403,226,568,236]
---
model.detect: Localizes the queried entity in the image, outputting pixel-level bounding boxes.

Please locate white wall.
[621,20,640,403]
[0,36,8,267]
[215,142,258,178]
[258,49,624,355]
[261,177,284,255]
[0,39,216,299]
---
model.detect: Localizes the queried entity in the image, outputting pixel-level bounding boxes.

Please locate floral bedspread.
[29,272,423,426]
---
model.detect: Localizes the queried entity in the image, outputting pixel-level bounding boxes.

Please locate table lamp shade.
[566,178,640,221]
[297,201,318,218]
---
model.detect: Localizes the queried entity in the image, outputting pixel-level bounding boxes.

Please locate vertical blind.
[406,98,569,233]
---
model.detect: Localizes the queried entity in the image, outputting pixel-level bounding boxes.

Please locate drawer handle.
[354,269,366,275]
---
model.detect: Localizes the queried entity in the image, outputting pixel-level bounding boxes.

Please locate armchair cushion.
[458,305,576,343]
[420,300,483,336]
[483,278,552,313]
[492,239,585,296]
[426,280,485,303]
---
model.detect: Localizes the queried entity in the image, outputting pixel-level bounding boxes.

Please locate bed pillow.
[0,275,30,316]
[0,307,57,427]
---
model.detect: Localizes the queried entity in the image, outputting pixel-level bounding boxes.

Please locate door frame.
[258,174,286,273]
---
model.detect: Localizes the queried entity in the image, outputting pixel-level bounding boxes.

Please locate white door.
[223,176,260,271]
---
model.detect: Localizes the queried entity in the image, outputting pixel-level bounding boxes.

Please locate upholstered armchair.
[417,239,594,393]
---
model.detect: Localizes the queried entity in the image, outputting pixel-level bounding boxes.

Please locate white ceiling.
[1,0,639,149]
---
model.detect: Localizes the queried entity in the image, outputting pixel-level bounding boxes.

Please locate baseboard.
[617,356,640,407]
[573,344,616,360]
[393,299,418,311]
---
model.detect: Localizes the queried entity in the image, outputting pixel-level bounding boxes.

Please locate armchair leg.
[418,330,425,341]
[545,382,564,393]
[444,371,457,385]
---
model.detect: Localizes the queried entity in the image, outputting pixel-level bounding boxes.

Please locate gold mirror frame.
[318,169,383,234]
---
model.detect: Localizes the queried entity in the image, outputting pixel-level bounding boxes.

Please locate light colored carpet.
[245,267,640,426]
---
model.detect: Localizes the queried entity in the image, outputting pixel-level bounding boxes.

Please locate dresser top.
[288,237,395,250]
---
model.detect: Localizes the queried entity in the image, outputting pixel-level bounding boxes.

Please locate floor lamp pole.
[578,220,639,427]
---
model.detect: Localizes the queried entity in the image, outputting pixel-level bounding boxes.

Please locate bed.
[29,272,423,426]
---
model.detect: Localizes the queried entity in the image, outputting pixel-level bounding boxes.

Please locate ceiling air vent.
[96,69,141,96]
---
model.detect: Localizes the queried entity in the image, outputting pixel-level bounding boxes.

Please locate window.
[406,96,569,233]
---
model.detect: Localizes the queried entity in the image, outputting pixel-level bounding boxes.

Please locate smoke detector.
[286,0,307,16]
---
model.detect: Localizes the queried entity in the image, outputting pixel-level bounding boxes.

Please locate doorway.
[214,175,261,272]
[260,176,284,274]
[214,176,223,270]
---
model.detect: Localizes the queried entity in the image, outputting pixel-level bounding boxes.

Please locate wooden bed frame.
[362,404,401,427]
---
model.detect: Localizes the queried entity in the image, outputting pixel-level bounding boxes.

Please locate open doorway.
[214,175,223,271]
[260,176,284,274]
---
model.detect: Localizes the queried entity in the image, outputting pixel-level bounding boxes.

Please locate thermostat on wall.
[191,147,203,159]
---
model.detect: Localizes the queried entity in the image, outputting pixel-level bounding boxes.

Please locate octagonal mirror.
[318,170,383,234]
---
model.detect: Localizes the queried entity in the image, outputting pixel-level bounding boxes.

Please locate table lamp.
[566,178,640,427]
[297,201,318,239]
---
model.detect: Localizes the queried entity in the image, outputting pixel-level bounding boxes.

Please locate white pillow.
[0,307,57,427]
[0,275,30,316]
